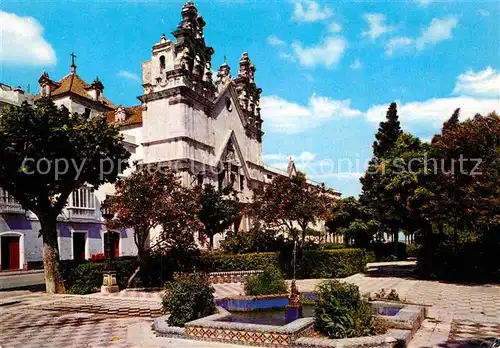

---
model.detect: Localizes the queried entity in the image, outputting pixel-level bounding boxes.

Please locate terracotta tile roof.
[105,105,143,127]
[36,73,115,109]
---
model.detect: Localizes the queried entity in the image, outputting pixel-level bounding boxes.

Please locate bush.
[244,266,288,296]
[406,243,421,258]
[198,252,280,272]
[314,280,374,339]
[220,227,288,254]
[321,243,345,250]
[367,242,407,261]
[162,273,216,327]
[292,249,366,279]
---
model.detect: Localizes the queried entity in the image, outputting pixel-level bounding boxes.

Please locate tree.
[0,98,130,293]
[360,102,404,253]
[252,172,332,246]
[372,102,403,159]
[198,183,240,250]
[108,167,204,287]
[326,197,380,248]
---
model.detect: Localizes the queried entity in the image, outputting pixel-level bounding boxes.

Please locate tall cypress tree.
[442,108,460,132]
[372,102,403,159]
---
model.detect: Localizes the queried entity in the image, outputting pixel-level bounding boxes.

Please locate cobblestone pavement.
[1,262,498,347]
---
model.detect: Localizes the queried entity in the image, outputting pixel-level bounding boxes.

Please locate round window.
[225,98,233,111]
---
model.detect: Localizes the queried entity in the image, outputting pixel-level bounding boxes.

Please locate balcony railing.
[0,190,25,214]
[66,187,97,221]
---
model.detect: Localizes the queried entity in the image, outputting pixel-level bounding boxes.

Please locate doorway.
[73,232,87,262]
[1,236,20,270]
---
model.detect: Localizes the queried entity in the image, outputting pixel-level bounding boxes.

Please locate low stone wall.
[208,270,262,284]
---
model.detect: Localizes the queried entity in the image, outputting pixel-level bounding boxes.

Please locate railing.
[66,187,97,220]
[0,189,25,214]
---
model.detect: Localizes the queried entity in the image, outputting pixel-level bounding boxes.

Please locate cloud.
[260,94,362,133]
[349,59,362,70]
[415,16,458,50]
[385,37,414,56]
[117,70,140,82]
[452,66,500,98]
[366,67,499,132]
[362,13,396,40]
[279,52,296,62]
[366,97,499,130]
[329,22,342,33]
[0,11,56,66]
[267,35,285,46]
[385,16,458,55]
[291,0,333,22]
[415,0,433,6]
[291,37,346,68]
[478,9,490,17]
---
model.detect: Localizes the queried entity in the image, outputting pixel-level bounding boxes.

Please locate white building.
[0,1,341,271]
[104,1,341,247]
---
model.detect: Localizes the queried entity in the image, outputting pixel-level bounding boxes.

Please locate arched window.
[160,56,165,72]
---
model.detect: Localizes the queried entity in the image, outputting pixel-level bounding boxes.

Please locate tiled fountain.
[154,292,427,347]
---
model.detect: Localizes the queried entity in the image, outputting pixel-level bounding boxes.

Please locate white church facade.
[0,1,341,271]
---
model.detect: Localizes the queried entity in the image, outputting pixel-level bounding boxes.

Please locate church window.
[197,173,203,186]
[267,174,273,180]
[225,98,232,112]
[160,56,166,72]
[84,108,91,118]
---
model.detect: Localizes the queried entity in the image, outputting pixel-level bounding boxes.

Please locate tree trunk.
[127,237,149,288]
[40,216,65,294]
[209,235,214,250]
[393,229,399,256]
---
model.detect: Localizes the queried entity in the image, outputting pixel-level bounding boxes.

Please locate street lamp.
[100,197,119,293]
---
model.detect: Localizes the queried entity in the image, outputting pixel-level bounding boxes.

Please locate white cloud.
[415,16,458,50]
[349,59,362,70]
[260,94,362,133]
[362,13,396,40]
[478,9,490,17]
[117,70,140,82]
[385,16,458,55]
[415,0,433,6]
[267,35,285,46]
[291,37,346,68]
[385,37,414,56]
[0,11,56,66]
[329,22,342,33]
[452,66,500,98]
[279,52,296,62]
[292,0,333,22]
[365,67,500,132]
[366,97,499,129]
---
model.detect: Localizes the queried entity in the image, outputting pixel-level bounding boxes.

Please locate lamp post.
[100,197,119,293]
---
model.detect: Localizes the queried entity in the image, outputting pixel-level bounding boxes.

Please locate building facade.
[0,67,137,271]
[0,1,341,271]
[105,1,341,247]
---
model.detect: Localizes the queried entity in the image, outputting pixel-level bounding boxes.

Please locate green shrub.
[198,252,280,272]
[293,249,365,279]
[364,250,376,263]
[244,266,288,296]
[406,243,421,257]
[321,243,346,250]
[162,273,216,327]
[367,242,407,261]
[314,280,374,339]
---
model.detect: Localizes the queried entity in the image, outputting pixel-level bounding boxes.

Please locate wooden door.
[1,236,20,270]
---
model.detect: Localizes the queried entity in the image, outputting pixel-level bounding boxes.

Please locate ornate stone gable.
[171,1,216,100]
[232,53,263,142]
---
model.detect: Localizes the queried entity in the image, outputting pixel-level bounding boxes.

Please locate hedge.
[61,248,366,294]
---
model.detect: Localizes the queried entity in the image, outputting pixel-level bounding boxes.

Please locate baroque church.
[0,1,341,271]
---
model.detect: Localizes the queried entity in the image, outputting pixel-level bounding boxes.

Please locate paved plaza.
[0,262,498,347]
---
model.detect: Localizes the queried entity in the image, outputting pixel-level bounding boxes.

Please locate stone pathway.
[1,261,499,347]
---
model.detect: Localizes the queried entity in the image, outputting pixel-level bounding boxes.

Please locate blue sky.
[1,0,499,197]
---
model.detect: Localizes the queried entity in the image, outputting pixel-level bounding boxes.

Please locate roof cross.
[70,52,77,73]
